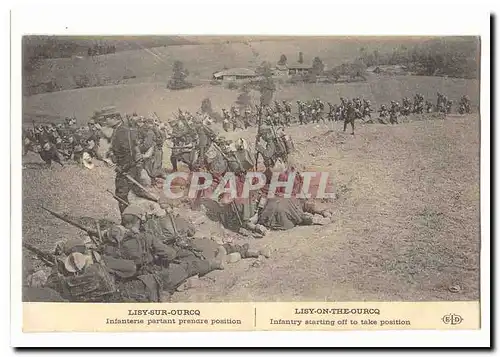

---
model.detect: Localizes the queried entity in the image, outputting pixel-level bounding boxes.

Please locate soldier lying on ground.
[214,187,269,237]
[257,170,332,231]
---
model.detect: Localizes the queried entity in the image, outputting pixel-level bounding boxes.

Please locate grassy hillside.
[24,36,460,94]
[23,35,196,58]
[23,75,479,125]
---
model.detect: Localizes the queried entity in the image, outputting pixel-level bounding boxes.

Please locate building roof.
[274,64,288,71]
[287,63,312,70]
[213,68,257,78]
[288,62,312,69]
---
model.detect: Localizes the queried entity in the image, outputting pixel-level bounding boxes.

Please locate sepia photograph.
[20,33,481,306]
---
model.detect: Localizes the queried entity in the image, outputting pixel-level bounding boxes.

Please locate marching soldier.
[425,100,434,113]
[446,100,453,114]
[243,106,253,128]
[459,95,471,114]
[222,109,231,132]
[362,99,373,120]
[378,104,389,118]
[256,127,278,171]
[389,101,400,124]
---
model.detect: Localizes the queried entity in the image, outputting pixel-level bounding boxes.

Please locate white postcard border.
[8,2,491,348]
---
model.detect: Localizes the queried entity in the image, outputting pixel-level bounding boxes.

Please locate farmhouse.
[272,64,289,77]
[286,63,312,75]
[213,68,258,82]
[271,63,313,77]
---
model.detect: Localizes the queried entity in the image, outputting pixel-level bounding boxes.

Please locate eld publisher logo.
[442,314,464,325]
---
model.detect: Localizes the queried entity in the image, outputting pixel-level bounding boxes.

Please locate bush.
[167,80,193,90]
[167,60,193,90]
[74,74,91,88]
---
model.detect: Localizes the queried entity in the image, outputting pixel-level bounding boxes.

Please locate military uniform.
[343,101,357,135]
[256,128,277,169]
[389,102,399,124]
[110,120,142,212]
[257,171,330,230]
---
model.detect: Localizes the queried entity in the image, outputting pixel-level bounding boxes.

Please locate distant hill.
[22,36,479,96]
[23,35,197,59]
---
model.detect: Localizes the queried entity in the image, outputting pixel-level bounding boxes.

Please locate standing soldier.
[194,118,217,169]
[103,106,143,213]
[316,99,325,123]
[136,116,157,186]
[459,95,471,114]
[400,97,410,116]
[297,101,306,125]
[436,92,443,110]
[446,100,453,114]
[231,106,244,131]
[222,109,231,132]
[362,99,373,120]
[389,101,399,124]
[282,100,292,126]
[439,94,449,113]
[425,100,434,113]
[378,104,388,119]
[343,100,358,135]
[255,127,277,172]
[327,102,336,122]
[413,93,424,114]
[243,106,253,128]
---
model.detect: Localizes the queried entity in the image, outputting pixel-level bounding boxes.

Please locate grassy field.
[25,37,437,93]
[23,75,479,126]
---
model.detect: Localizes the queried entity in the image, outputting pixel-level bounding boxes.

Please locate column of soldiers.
[215,92,472,133]
[376,92,472,125]
[222,101,293,132]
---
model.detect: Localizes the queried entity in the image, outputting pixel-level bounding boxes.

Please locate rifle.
[254,105,263,170]
[22,241,56,267]
[95,219,103,244]
[124,173,160,202]
[163,208,206,259]
[106,189,129,207]
[267,117,288,165]
[41,206,101,247]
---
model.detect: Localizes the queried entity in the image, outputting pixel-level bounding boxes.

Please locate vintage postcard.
[10,6,490,348]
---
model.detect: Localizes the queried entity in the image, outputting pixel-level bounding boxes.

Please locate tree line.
[357,38,479,79]
[88,44,116,57]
